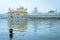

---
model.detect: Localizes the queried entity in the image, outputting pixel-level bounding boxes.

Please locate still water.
[0,18,60,40]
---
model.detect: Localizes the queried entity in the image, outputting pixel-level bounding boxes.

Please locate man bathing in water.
[9,28,13,38]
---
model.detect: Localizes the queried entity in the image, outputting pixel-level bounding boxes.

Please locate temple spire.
[31,7,39,15]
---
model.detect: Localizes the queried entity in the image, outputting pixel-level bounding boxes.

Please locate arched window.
[17,16,19,18]
[11,16,13,18]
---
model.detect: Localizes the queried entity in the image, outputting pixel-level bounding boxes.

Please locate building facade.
[8,6,27,19]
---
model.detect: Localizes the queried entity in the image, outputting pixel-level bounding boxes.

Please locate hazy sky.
[0,0,60,13]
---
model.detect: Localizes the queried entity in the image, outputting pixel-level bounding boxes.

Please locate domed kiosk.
[31,7,40,15]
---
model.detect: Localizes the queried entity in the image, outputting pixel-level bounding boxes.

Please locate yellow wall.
[8,7,27,17]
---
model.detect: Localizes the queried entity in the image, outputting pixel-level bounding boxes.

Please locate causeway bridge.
[26,14,60,18]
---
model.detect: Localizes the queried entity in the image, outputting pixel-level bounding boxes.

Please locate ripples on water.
[0,18,60,40]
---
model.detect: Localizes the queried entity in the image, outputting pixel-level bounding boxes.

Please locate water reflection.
[48,19,57,32]
[27,19,60,33]
[8,18,60,33]
[8,19,27,32]
[31,19,38,32]
[0,18,60,40]
[9,33,13,40]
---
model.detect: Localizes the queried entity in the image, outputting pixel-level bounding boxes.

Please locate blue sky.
[0,0,60,13]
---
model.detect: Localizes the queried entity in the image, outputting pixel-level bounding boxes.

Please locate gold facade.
[8,7,27,18]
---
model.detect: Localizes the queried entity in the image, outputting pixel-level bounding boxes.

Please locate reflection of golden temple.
[8,6,27,19]
[8,19,27,32]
